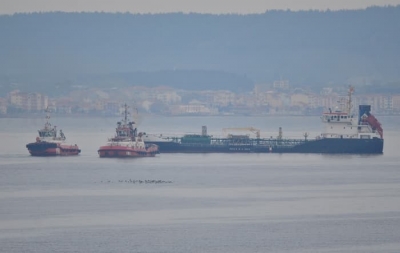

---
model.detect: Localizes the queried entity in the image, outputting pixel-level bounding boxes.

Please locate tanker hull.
[147,137,383,154]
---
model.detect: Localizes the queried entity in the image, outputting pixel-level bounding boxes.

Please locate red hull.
[98,145,158,158]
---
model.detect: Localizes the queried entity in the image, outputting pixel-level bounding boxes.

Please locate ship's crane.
[222,127,261,139]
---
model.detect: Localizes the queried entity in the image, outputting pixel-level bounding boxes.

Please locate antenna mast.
[347,85,354,114]
[45,106,51,128]
[123,103,129,125]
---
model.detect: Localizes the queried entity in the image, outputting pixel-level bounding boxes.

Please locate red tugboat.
[98,104,159,158]
[26,109,81,156]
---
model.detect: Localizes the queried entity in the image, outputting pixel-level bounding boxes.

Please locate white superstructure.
[320,86,382,139]
[36,109,67,143]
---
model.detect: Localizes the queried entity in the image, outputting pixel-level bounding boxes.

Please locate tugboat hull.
[98,145,158,158]
[26,142,81,156]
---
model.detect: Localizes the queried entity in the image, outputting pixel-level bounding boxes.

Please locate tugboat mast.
[45,106,51,129]
[123,103,129,125]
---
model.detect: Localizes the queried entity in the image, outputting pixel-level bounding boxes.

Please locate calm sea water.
[1,116,400,253]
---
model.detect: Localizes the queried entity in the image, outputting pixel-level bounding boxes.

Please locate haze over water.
[1,116,400,252]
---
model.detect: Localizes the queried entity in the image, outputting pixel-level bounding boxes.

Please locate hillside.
[0,6,399,95]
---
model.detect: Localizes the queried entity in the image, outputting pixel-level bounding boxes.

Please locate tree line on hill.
[0,6,399,96]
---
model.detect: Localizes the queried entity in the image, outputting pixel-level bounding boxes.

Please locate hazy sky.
[1,0,400,14]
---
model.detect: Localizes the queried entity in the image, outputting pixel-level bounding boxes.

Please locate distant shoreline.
[1,113,399,119]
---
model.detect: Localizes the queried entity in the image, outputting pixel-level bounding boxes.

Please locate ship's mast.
[45,106,51,129]
[347,85,354,114]
[123,103,129,125]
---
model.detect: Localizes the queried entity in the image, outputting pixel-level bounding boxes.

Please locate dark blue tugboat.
[26,109,81,156]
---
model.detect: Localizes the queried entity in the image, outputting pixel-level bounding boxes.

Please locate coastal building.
[290,93,309,107]
[212,91,235,107]
[0,98,7,114]
[8,90,48,111]
[391,95,400,112]
[169,100,217,115]
[156,91,181,104]
[273,80,289,89]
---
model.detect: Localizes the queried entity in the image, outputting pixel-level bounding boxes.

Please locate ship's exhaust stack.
[359,105,383,139]
[202,126,207,136]
[359,105,371,124]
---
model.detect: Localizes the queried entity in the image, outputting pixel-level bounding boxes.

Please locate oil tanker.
[142,87,383,154]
